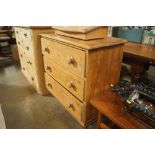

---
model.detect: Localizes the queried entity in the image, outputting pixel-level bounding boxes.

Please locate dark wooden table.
[90,90,152,129]
[123,42,155,81]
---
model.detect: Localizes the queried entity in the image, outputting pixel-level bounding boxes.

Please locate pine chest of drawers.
[41,33,126,127]
[14,27,53,95]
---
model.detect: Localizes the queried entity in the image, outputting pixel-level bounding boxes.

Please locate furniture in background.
[112,26,155,45]
[11,44,19,61]
[114,27,143,43]
[0,27,17,61]
[14,27,53,95]
[90,90,152,129]
[0,29,12,57]
[123,42,155,81]
[41,33,126,127]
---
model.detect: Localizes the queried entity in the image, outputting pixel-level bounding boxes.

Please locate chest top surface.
[41,33,127,50]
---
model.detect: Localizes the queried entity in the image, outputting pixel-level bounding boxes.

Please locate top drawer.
[15,27,32,42]
[21,28,32,42]
[41,38,86,77]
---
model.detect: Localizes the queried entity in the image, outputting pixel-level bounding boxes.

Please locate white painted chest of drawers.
[15,27,53,95]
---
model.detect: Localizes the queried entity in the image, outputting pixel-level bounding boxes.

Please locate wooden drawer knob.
[46,65,52,71]
[20,54,23,58]
[67,102,73,108]
[67,56,74,64]
[44,47,50,54]
[16,31,19,34]
[18,41,20,45]
[67,80,74,88]
[22,67,25,71]
[47,82,52,88]
[31,77,34,81]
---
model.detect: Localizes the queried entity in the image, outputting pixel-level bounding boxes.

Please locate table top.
[41,33,127,50]
[124,42,155,63]
[90,90,152,129]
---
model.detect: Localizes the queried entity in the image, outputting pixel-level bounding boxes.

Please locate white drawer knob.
[67,56,74,64]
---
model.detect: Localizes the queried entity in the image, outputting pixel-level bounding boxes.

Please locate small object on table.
[90,90,153,129]
[109,80,155,127]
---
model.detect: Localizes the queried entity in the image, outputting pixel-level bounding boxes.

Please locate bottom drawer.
[45,73,83,124]
[21,63,36,88]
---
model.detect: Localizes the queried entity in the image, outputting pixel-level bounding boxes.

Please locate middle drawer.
[44,56,85,101]
[18,46,35,75]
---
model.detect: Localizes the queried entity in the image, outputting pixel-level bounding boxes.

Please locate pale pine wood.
[83,45,123,124]
[41,38,86,77]
[53,26,101,33]
[15,27,53,95]
[45,73,84,125]
[44,56,85,101]
[41,33,126,127]
[85,45,123,102]
[54,27,108,40]
[41,33,126,50]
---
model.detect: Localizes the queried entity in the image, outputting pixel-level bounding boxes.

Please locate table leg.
[123,57,150,82]
[130,62,149,82]
[97,112,102,129]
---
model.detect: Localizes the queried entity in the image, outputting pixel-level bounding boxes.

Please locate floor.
[0,60,96,129]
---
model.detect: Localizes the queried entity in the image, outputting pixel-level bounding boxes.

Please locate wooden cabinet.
[15,27,53,95]
[41,33,126,127]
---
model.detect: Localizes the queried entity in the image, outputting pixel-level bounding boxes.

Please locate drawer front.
[14,27,22,39]
[22,40,33,56]
[15,28,33,56]
[45,73,83,123]
[18,46,35,75]
[44,56,85,101]
[20,57,36,88]
[41,38,86,77]
[15,27,22,45]
[27,70,36,88]
[20,28,32,42]
[17,39,33,56]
